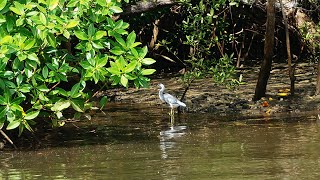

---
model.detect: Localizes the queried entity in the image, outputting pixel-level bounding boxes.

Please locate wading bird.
[158,83,186,121]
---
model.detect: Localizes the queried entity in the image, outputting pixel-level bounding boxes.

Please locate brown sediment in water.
[104,63,320,117]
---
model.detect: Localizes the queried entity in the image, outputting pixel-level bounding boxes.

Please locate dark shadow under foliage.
[123,1,311,73]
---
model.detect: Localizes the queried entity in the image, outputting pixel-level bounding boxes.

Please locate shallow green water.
[1,103,320,179]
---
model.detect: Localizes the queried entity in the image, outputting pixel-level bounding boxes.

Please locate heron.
[158,83,186,121]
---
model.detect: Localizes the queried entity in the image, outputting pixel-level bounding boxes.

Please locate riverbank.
[104,62,320,117]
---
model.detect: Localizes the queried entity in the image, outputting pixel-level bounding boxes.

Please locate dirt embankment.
[105,63,320,117]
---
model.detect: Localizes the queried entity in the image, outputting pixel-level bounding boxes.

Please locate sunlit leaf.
[24,39,36,50]
[37,84,49,92]
[140,46,148,58]
[0,0,7,11]
[93,31,106,40]
[97,56,108,67]
[25,110,40,120]
[107,66,120,75]
[10,7,23,15]
[39,12,46,25]
[109,6,123,13]
[6,120,21,130]
[51,100,71,112]
[129,42,142,49]
[126,31,136,48]
[141,58,156,65]
[66,20,79,29]
[125,61,137,73]
[120,75,128,87]
[74,31,88,40]
[27,53,40,64]
[49,0,59,10]
[141,69,156,75]
[55,111,63,119]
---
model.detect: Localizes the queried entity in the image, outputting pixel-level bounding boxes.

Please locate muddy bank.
[104,63,320,117]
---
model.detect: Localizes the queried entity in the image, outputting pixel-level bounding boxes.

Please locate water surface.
[1,103,320,179]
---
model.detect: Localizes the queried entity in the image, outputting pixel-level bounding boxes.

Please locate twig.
[0,129,17,149]
[85,83,107,103]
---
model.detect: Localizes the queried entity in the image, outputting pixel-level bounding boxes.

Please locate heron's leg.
[170,108,174,125]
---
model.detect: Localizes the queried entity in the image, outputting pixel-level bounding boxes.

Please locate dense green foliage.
[179,0,241,86]
[0,0,155,134]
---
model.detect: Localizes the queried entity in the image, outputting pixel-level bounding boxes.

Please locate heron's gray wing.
[163,93,178,104]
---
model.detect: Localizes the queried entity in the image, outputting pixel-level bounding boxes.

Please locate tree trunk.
[253,0,276,101]
[316,61,320,95]
[280,0,295,95]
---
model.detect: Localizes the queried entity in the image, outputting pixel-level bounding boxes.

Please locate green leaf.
[99,96,108,109]
[42,66,48,79]
[71,99,84,112]
[125,61,137,73]
[93,31,106,40]
[25,111,40,120]
[26,11,39,16]
[0,0,7,11]
[66,20,79,29]
[88,24,95,37]
[49,0,59,10]
[37,84,49,92]
[6,15,14,32]
[141,58,156,65]
[229,2,238,6]
[80,61,91,69]
[140,46,148,58]
[23,120,34,132]
[51,100,71,112]
[0,35,13,44]
[39,12,46,25]
[110,46,125,55]
[24,39,36,50]
[141,69,156,75]
[120,75,128,87]
[63,30,70,39]
[74,31,88,40]
[0,96,6,105]
[70,83,80,98]
[97,56,108,67]
[107,66,120,75]
[114,34,127,49]
[11,104,23,113]
[109,6,123,13]
[0,106,8,118]
[129,42,142,48]
[7,120,21,130]
[28,53,40,64]
[10,7,23,16]
[12,97,26,105]
[97,0,107,6]
[67,0,78,7]
[126,31,136,48]
[16,18,24,26]
[55,111,63,119]
[130,48,139,58]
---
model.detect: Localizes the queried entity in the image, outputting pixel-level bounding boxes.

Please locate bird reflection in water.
[159,125,187,159]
